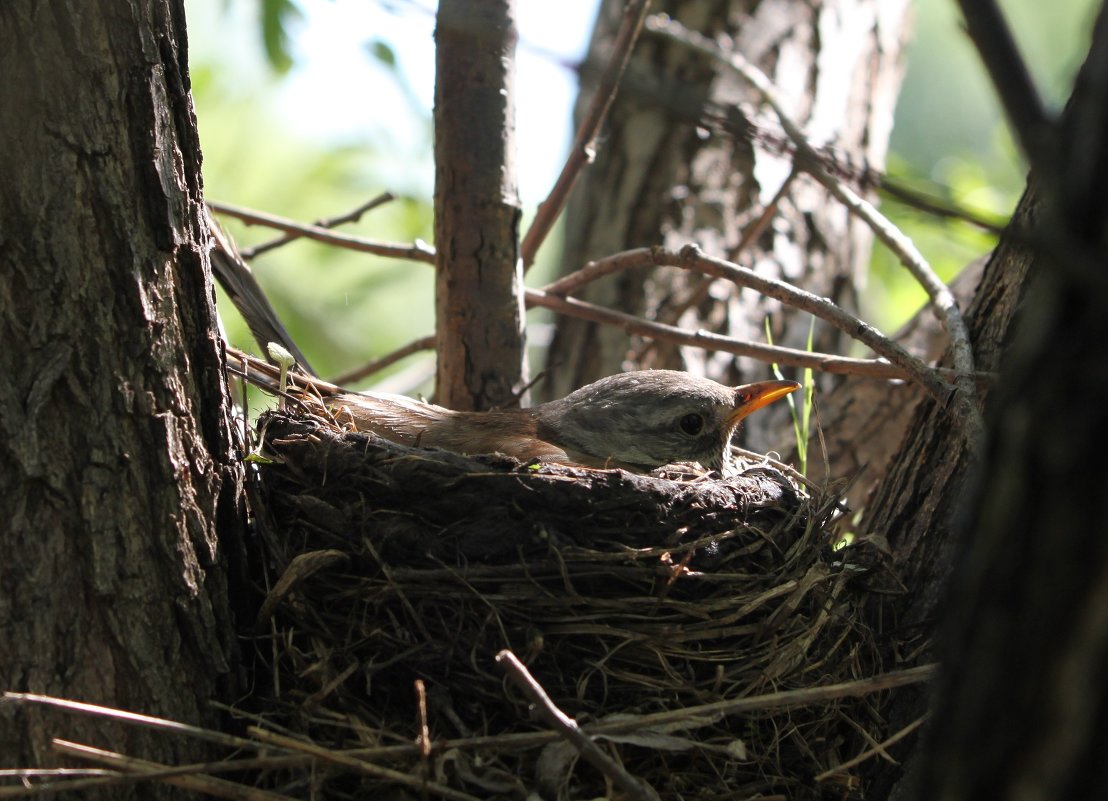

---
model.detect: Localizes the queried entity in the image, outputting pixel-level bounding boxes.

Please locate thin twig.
[50,740,296,801]
[647,15,985,449]
[675,245,953,401]
[364,664,938,757]
[878,179,1007,234]
[209,212,317,374]
[1,693,271,753]
[415,679,432,759]
[330,334,436,385]
[212,200,995,390]
[0,769,114,779]
[520,0,652,268]
[0,755,312,799]
[813,715,928,782]
[218,664,934,766]
[496,650,659,801]
[227,297,988,394]
[241,192,396,259]
[228,347,345,396]
[225,364,325,417]
[208,200,435,264]
[247,728,482,801]
[587,663,936,735]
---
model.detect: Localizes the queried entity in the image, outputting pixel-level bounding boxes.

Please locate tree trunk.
[544,0,909,452]
[0,0,242,778]
[883,6,1108,799]
[434,0,527,410]
[851,187,1032,800]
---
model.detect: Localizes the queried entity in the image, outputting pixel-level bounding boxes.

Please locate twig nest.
[246,411,885,800]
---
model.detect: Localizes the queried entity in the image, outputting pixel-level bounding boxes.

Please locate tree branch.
[241,192,396,259]
[528,286,948,382]
[954,0,1054,173]
[207,200,435,264]
[542,246,954,402]
[496,650,659,801]
[433,0,526,409]
[520,0,652,268]
[330,334,436,386]
[212,201,996,395]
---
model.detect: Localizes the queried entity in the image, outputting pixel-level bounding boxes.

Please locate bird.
[229,348,798,472]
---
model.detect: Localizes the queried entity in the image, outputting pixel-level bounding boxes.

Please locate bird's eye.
[679,413,704,436]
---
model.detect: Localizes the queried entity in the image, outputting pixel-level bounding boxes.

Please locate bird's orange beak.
[728,379,801,425]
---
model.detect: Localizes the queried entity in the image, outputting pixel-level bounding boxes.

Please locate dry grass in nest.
[242,410,906,801]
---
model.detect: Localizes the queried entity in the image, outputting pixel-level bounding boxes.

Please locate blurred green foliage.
[259,0,301,73]
[876,0,1100,329]
[867,147,1016,333]
[189,60,436,386]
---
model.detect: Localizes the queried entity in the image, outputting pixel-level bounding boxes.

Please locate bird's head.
[537,370,800,471]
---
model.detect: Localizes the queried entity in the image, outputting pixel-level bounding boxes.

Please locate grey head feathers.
[534,370,741,470]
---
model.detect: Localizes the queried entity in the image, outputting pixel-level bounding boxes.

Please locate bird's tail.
[208,210,318,376]
[225,346,451,448]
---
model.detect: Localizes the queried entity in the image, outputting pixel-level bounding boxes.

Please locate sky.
[183,0,1096,208]
[186,0,601,202]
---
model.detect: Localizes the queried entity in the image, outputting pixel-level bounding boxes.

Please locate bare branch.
[531,287,918,381]
[212,201,995,393]
[248,728,482,801]
[814,715,928,783]
[207,200,435,264]
[631,167,799,363]
[496,650,659,801]
[0,753,310,798]
[241,192,396,259]
[879,179,1007,234]
[51,740,295,801]
[208,213,317,374]
[2,693,265,752]
[954,0,1054,172]
[520,0,652,268]
[330,334,436,386]
[542,246,953,401]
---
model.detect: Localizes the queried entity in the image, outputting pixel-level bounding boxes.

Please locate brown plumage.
[230,349,798,472]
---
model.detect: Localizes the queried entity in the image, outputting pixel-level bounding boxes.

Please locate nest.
[243,410,897,800]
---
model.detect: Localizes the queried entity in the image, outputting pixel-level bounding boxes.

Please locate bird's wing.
[409,409,574,464]
[329,392,453,448]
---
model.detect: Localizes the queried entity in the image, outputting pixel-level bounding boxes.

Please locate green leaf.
[261,0,302,74]
[367,39,398,70]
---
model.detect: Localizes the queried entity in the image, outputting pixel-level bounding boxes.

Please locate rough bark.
[433,0,527,410]
[544,0,909,453]
[0,0,242,778]
[852,191,1032,799]
[895,6,1108,799]
[906,206,1108,799]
